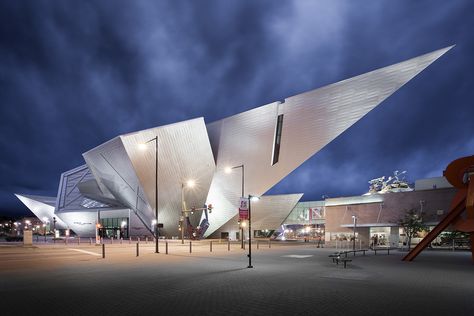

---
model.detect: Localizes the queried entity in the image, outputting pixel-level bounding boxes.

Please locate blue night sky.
[1,1,473,216]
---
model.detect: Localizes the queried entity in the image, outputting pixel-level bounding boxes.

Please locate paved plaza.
[0,240,473,315]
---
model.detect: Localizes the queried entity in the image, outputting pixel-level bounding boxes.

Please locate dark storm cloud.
[0,0,473,215]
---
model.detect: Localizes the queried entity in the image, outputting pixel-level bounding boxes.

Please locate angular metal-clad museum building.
[16,46,453,239]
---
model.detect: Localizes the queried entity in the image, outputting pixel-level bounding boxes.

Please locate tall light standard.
[181,180,195,244]
[225,165,244,249]
[52,216,57,242]
[247,195,259,268]
[139,136,159,253]
[42,217,49,242]
[352,215,357,250]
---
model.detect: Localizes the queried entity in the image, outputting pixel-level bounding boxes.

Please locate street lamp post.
[225,165,245,249]
[140,136,159,253]
[53,217,57,243]
[247,195,259,268]
[352,215,357,250]
[42,217,48,242]
[181,180,196,244]
[181,183,185,244]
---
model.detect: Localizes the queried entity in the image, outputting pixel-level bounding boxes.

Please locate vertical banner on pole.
[239,197,249,221]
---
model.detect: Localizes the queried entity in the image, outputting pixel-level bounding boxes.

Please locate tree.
[398,209,427,250]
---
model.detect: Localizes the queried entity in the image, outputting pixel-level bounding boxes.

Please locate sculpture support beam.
[403,155,474,262]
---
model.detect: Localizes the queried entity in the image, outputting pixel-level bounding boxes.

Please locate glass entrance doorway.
[370,227,390,247]
[99,217,129,239]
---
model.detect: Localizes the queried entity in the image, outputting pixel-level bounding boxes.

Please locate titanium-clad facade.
[16,46,453,238]
[203,46,453,237]
[209,194,304,240]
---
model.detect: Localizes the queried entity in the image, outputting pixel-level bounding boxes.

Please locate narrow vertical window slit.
[272,114,284,165]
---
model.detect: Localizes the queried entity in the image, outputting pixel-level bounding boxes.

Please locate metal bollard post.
[145,237,148,244]
[166,241,168,254]
[452,239,455,251]
[243,240,245,250]
[257,240,259,250]
[111,237,113,244]
[129,237,131,244]
[120,237,123,244]
[228,239,230,251]
[210,241,213,252]
[136,242,139,257]
[189,241,192,253]
[102,243,105,259]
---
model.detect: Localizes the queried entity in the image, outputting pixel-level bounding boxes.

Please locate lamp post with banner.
[226,165,245,248]
[239,195,259,268]
[239,197,250,267]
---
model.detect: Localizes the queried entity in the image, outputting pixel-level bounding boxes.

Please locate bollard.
[102,243,105,259]
[111,237,113,244]
[90,238,92,245]
[243,240,245,250]
[228,239,230,251]
[210,241,213,252]
[120,237,123,244]
[129,237,131,244]
[189,241,192,253]
[452,239,455,251]
[136,242,139,257]
[145,237,148,244]
[166,241,168,254]
[257,240,259,250]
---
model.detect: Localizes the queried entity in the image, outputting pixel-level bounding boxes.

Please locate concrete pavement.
[0,241,473,315]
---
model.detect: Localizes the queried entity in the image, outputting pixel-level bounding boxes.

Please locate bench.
[335,257,352,268]
[345,249,367,256]
[373,247,395,255]
[328,252,344,262]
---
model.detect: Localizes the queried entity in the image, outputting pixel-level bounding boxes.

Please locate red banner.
[239,197,249,220]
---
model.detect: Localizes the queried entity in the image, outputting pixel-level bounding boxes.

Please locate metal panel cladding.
[114,117,215,237]
[15,194,68,229]
[211,193,304,237]
[204,46,453,237]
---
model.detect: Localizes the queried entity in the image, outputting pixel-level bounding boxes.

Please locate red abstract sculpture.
[403,155,474,262]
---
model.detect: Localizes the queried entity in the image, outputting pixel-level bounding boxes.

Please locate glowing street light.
[139,136,160,253]
[226,164,245,249]
[181,180,196,244]
[352,215,357,250]
[247,194,260,268]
